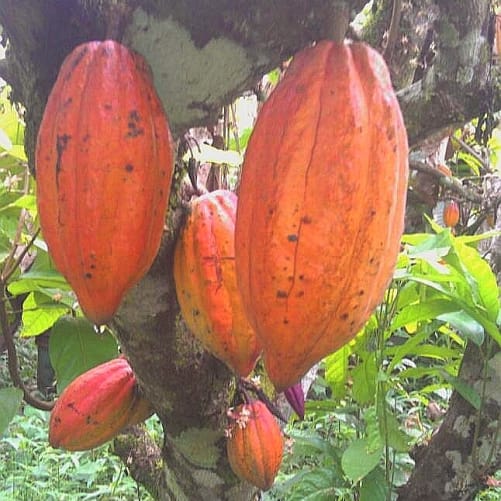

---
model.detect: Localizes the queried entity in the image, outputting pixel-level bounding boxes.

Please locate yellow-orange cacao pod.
[235,41,409,391]
[226,400,284,490]
[173,190,261,376]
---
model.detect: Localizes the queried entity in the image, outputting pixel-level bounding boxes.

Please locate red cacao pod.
[49,357,144,450]
[173,190,261,377]
[36,40,173,325]
[235,41,408,391]
[226,400,284,490]
[443,200,460,228]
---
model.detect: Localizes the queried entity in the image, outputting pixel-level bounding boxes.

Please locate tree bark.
[0,0,500,499]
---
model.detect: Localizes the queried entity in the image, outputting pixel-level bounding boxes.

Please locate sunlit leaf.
[437,310,484,345]
[20,291,69,337]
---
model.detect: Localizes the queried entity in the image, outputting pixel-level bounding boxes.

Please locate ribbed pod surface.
[174,190,261,377]
[235,41,408,391]
[36,40,173,325]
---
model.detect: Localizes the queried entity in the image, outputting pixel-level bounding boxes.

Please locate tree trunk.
[0,1,500,499]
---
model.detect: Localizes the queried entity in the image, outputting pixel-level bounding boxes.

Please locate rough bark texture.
[0,0,500,499]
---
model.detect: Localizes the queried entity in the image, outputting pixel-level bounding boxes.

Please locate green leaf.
[379,406,410,452]
[341,438,382,482]
[441,372,481,409]
[390,299,462,332]
[359,467,389,501]
[49,316,119,392]
[352,355,377,405]
[437,310,484,345]
[0,387,23,435]
[324,344,351,398]
[452,240,500,322]
[20,291,70,337]
[279,467,343,501]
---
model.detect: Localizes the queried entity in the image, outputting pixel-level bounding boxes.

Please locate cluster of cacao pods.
[38,35,409,490]
[49,357,153,451]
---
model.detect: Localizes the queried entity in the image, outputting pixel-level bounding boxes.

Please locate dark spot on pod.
[103,103,112,111]
[268,208,274,215]
[276,290,288,298]
[66,46,89,76]
[370,209,376,217]
[90,264,96,270]
[124,163,134,172]
[127,110,144,137]
[86,415,93,424]
[298,274,305,280]
[82,134,90,142]
[283,318,289,324]
[287,234,298,242]
[193,309,200,317]
[287,276,294,281]
[340,313,349,321]
[350,320,356,327]
[85,272,92,279]
[301,215,312,224]
[296,291,304,297]
[358,289,365,296]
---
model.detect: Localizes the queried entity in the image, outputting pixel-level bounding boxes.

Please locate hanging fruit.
[173,190,261,377]
[235,40,409,391]
[49,357,152,451]
[226,400,284,490]
[36,40,174,325]
[443,200,460,228]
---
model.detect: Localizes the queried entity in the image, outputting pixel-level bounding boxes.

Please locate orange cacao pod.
[235,41,409,391]
[173,190,261,376]
[226,400,284,490]
[49,357,144,450]
[443,200,460,228]
[36,40,173,325]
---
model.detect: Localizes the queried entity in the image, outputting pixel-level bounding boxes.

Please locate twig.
[450,135,490,172]
[383,0,403,61]
[409,159,484,203]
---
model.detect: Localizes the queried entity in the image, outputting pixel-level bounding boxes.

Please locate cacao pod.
[49,357,145,450]
[173,190,261,377]
[226,400,284,490]
[235,40,408,391]
[443,200,460,228]
[36,40,173,325]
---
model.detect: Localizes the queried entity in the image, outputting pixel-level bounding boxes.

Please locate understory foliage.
[0,67,500,500]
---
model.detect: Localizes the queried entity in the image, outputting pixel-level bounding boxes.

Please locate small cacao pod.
[173,190,261,377]
[36,40,173,325]
[49,357,144,450]
[443,200,460,228]
[226,400,284,490]
[235,40,408,391]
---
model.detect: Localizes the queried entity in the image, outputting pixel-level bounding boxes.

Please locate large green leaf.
[352,355,377,405]
[359,467,389,501]
[341,438,382,482]
[437,310,484,345]
[0,387,23,435]
[49,316,119,392]
[452,239,500,322]
[20,291,70,337]
[390,299,462,332]
[324,345,350,399]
